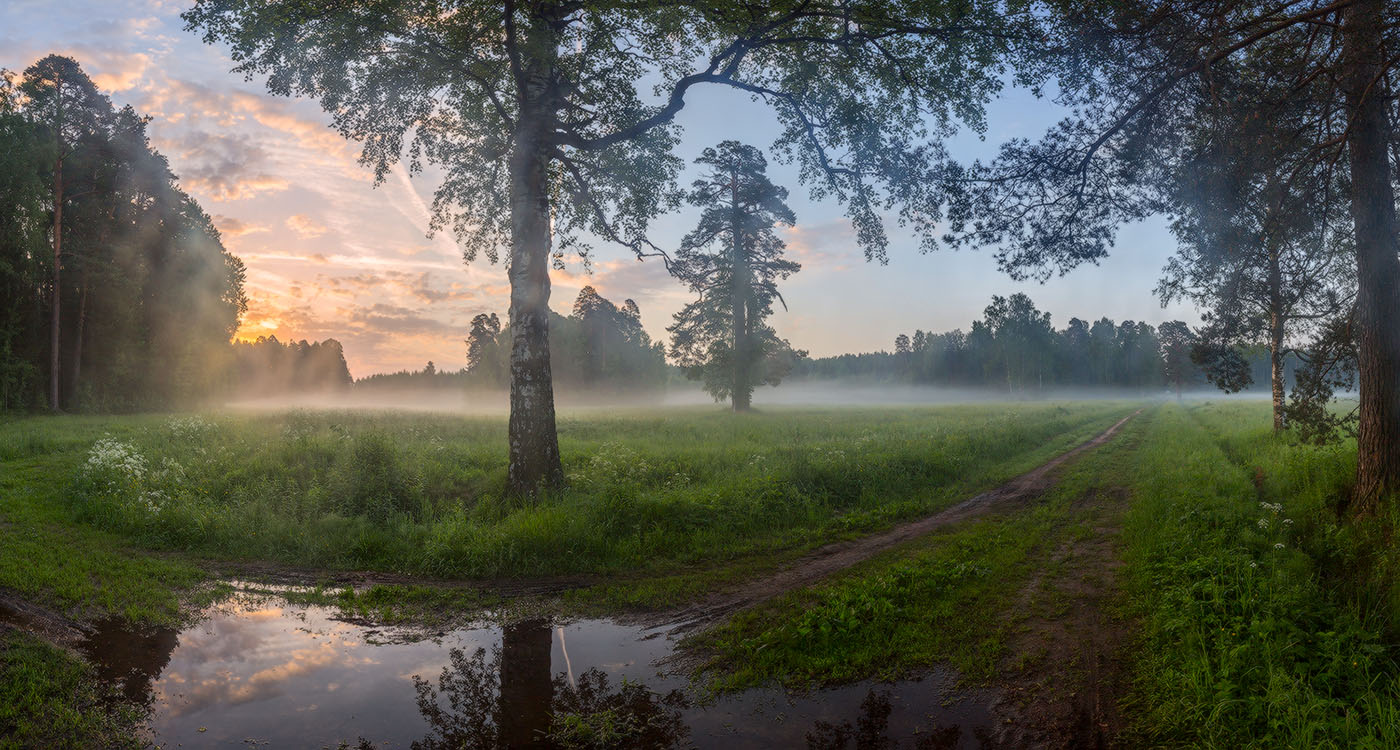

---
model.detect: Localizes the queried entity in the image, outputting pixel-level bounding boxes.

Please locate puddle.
[24,594,1003,748]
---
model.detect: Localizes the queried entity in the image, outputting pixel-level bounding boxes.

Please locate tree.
[466,313,502,376]
[2,55,246,413]
[184,0,1052,494]
[20,55,112,411]
[667,142,801,411]
[982,293,1053,393]
[949,1,1400,511]
[1157,320,1195,400]
[0,71,50,410]
[1155,48,1351,430]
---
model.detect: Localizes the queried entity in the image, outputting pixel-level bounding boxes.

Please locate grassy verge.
[687,409,1144,691]
[1120,402,1400,748]
[0,631,143,750]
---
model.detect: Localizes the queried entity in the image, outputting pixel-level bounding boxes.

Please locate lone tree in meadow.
[668,142,800,411]
[183,0,1052,494]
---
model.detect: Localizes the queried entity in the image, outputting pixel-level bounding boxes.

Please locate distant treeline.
[357,286,670,393]
[1,56,247,411]
[791,293,1285,394]
[231,336,353,397]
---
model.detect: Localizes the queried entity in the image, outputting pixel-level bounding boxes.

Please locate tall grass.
[1121,403,1400,748]
[1,403,1132,578]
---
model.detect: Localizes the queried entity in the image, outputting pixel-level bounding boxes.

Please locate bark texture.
[505,5,564,495]
[1342,0,1400,511]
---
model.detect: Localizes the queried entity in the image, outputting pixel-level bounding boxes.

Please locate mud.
[988,484,1135,749]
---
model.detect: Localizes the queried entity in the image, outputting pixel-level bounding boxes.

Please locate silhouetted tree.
[21,55,112,410]
[467,313,503,375]
[668,142,801,411]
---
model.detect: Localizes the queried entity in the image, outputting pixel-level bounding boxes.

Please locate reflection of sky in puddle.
[135,594,996,748]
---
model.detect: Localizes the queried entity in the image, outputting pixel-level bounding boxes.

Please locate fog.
[221,382,1293,415]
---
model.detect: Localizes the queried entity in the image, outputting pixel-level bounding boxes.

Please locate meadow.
[7,400,1400,749]
[0,402,1129,583]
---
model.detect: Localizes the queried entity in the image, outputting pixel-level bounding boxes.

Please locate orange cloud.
[286,214,329,239]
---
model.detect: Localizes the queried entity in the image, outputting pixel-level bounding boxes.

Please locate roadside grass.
[0,402,1133,582]
[687,409,1144,692]
[1120,401,1400,748]
[0,631,143,750]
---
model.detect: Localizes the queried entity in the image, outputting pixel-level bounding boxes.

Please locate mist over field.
[223,382,1286,415]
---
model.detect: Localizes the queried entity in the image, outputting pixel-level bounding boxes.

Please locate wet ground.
[57,592,1001,749]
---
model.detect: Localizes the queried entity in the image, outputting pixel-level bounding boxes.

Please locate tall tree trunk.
[1342,0,1400,512]
[730,172,752,412]
[505,6,564,495]
[49,152,63,412]
[71,271,87,406]
[1267,231,1286,432]
[1269,314,1286,432]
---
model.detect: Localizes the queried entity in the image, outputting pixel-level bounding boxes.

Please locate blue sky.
[3,0,1199,376]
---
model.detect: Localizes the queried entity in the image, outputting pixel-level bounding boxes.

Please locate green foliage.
[337,432,424,523]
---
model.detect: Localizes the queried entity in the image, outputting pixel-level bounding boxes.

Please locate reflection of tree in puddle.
[81,618,180,707]
[409,619,690,749]
[805,689,964,750]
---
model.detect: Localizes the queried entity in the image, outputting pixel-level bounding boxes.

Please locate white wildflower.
[86,437,147,480]
[1273,542,1285,550]
[1257,517,1270,530]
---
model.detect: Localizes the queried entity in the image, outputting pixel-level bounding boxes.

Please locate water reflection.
[56,594,1000,748]
[411,619,690,749]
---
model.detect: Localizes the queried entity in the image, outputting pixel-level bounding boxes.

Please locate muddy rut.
[664,410,1140,629]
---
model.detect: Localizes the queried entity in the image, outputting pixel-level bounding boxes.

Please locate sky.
[3,0,1200,378]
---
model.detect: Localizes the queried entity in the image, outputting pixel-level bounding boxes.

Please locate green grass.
[688,409,1143,691]
[0,403,1132,582]
[0,632,142,750]
[1119,402,1400,749]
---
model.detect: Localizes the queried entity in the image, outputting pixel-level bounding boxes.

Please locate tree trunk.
[71,271,87,405]
[1342,0,1400,513]
[1269,314,1285,432]
[49,151,63,412]
[730,172,752,412]
[505,7,564,495]
[1267,230,1286,432]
